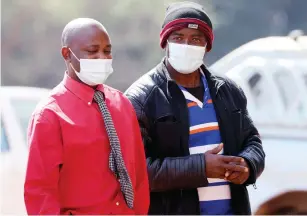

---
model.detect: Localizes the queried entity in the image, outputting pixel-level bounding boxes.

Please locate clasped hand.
[205,143,250,185]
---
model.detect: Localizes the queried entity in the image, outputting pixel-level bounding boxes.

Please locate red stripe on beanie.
[160,18,214,52]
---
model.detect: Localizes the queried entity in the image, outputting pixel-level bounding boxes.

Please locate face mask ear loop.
[70,62,79,73]
[68,48,80,73]
[68,48,80,62]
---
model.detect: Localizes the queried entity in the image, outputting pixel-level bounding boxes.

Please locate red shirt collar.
[63,72,105,104]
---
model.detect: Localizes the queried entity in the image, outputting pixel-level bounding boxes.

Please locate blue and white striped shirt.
[179,72,233,215]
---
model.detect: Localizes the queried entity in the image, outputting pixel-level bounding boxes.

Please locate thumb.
[207,143,223,154]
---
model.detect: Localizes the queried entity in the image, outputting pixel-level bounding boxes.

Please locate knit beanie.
[160,1,214,52]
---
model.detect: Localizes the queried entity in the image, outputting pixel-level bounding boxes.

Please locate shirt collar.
[63,72,105,105]
[179,69,208,108]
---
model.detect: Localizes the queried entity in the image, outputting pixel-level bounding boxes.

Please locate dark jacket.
[124,60,265,215]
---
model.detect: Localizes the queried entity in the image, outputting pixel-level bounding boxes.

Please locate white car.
[0,86,50,214]
[210,35,307,212]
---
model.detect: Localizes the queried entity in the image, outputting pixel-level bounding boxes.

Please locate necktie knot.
[94,91,104,103]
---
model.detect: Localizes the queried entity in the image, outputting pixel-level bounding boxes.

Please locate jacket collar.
[201,65,225,97]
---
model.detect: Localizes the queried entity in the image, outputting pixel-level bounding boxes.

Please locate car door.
[224,57,307,213]
[0,96,28,215]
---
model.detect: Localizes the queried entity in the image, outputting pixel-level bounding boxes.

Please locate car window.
[10,98,41,140]
[248,72,262,105]
[244,69,283,124]
[247,71,272,110]
[273,69,299,110]
[273,68,307,125]
[1,121,10,152]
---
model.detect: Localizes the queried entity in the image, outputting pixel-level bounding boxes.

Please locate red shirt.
[24,73,149,215]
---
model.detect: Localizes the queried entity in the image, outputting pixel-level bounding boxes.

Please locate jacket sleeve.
[126,93,208,192]
[130,105,150,214]
[24,110,63,215]
[234,84,265,185]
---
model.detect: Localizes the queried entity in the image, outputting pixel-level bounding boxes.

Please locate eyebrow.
[86,44,112,49]
[86,44,99,48]
[191,33,205,37]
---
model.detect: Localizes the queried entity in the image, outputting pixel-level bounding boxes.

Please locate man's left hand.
[224,158,250,184]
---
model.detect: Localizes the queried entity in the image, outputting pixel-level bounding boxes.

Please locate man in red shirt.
[24,18,149,215]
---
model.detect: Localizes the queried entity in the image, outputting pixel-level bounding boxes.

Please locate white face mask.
[167,42,206,74]
[69,48,113,86]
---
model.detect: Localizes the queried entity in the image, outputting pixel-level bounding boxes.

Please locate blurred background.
[2,0,307,90]
[1,0,307,214]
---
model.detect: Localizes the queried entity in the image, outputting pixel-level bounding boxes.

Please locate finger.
[224,162,237,178]
[225,171,231,178]
[234,174,244,185]
[228,178,241,185]
[221,156,244,163]
[226,171,241,181]
[225,170,235,178]
[207,143,223,154]
[225,159,248,178]
[226,173,243,184]
[219,173,227,180]
[223,163,248,173]
[225,161,240,174]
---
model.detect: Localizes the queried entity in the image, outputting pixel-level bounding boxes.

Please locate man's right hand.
[205,143,248,179]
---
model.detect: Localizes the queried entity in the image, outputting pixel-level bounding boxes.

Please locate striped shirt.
[179,72,233,215]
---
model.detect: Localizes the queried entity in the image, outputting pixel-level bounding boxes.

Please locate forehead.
[170,27,205,36]
[71,24,111,47]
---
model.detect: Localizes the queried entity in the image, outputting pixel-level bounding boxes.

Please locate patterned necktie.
[93,90,134,209]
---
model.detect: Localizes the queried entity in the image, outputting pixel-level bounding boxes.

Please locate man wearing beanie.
[125,2,265,215]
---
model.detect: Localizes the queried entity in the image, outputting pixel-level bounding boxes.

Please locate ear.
[61,46,71,61]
